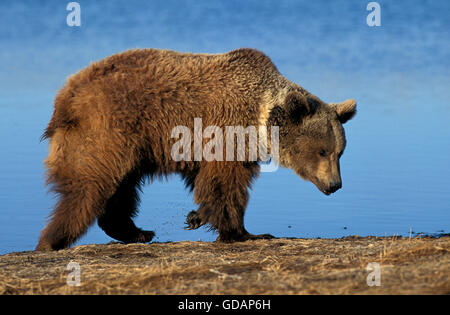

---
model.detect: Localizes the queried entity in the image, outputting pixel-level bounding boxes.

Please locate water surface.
[0,0,449,254]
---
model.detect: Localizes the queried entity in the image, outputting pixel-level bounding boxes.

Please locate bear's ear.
[330,99,357,124]
[284,92,310,124]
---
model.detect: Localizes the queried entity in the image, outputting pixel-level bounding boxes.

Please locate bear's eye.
[319,149,327,157]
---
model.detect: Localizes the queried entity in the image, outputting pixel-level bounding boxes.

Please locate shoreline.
[1,236,449,294]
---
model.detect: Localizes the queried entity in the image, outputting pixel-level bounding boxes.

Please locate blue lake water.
[0,0,449,254]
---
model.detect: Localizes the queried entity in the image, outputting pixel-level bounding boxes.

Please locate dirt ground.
[0,236,449,295]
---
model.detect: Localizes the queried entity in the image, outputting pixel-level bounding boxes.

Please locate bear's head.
[268,91,357,195]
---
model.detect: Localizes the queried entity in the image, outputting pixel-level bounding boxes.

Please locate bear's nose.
[328,181,342,193]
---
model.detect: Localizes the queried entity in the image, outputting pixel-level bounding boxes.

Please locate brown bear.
[36,48,356,251]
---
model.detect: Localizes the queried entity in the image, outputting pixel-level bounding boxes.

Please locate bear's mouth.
[311,177,333,196]
[295,171,334,196]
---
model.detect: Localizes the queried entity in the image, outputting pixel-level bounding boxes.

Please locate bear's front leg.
[184,209,274,241]
[192,161,274,242]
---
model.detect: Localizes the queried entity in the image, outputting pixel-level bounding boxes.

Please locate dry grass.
[0,236,449,295]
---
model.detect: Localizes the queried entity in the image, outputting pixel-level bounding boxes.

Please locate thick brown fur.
[36,48,356,250]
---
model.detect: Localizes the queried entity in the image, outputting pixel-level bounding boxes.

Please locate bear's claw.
[246,233,275,240]
[184,210,204,230]
[216,232,276,243]
[128,230,155,243]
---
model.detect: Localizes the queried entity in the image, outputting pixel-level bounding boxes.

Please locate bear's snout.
[325,180,342,194]
[311,177,342,196]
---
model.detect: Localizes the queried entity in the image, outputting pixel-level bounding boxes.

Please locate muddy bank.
[0,236,449,294]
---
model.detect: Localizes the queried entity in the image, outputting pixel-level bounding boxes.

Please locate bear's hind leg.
[36,180,116,251]
[97,170,155,244]
[36,128,145,251]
